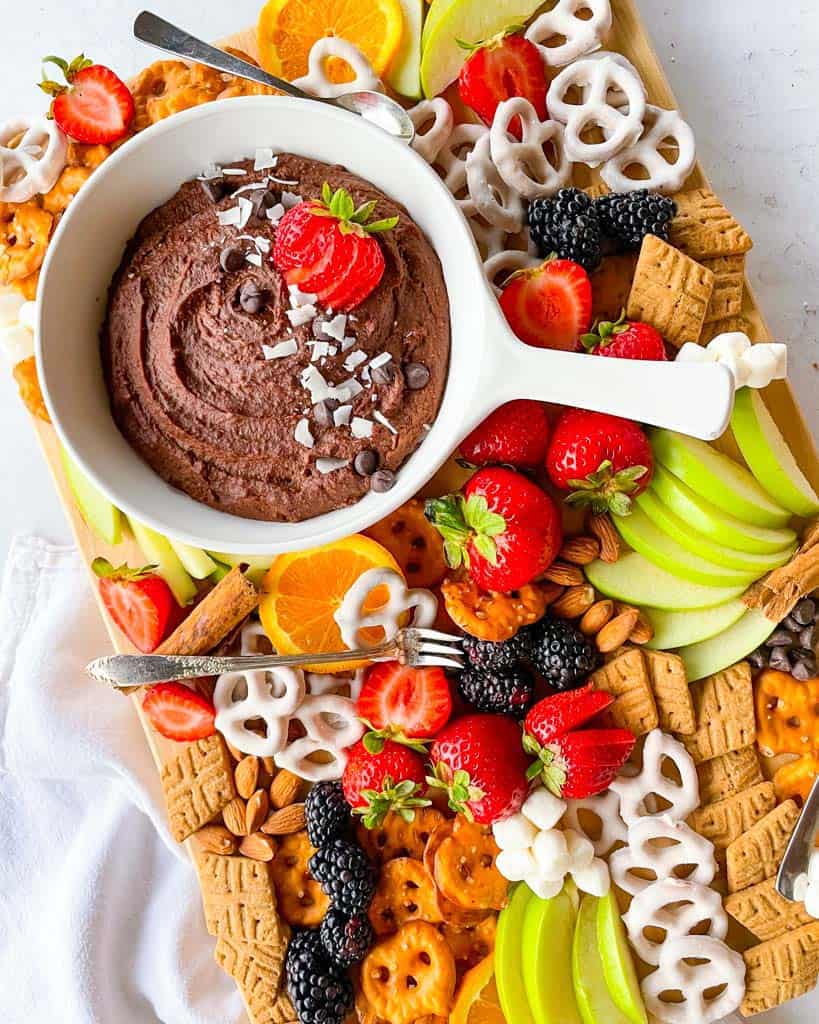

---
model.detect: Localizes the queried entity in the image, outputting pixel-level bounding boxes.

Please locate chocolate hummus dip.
[101,153,450,522]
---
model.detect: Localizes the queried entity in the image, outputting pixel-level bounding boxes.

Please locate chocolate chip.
[313,399,340,428]
[239,280,267,314]
[769,647,793,672]
[220,246,246,273]
[748,649,768,669]
[404,362,430,390]
[372,362,397,386]
[371,468,396,492]
[782,615,801,632]
[251,188,279,221]
[767,628,794,647]
[354,450,379,477]
[793,656,817,681]
[200,178,226,203]
[793,598,817,625]
[799,626,816,650]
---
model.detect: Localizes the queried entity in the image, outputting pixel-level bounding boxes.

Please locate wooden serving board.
[24,0,819,1018]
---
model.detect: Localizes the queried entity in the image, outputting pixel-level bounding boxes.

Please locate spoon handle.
[133,10,313,102]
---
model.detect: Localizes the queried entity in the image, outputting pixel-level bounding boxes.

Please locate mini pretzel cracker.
[0,116,68,203]
[66,141,112,170]
[217,48,279,99]
[441,576,554,642]
[423,817,497,925]
[361,921,456,1024]
[291,37,382,98]
[408,98,455,165]
[334,567,437,651]
[774,752,819,804]
[489,97,571,200]
[364,500,448,589]
[369,857,443,936]
[432,819,507,913]
[130,60,225,131]
[439,915,497,973]
[642,934,746,1024]
[465,133,525,233]
[0,201,53,285]
[13,356,49,422]
[525,0,612,67]
[357,806,446,865]
[600,104,696,195]
[269,830,329,927]
[754,667,819,758]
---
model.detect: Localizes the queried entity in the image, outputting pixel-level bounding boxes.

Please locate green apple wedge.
[422,0,452,48]
[585,551,746,611]
[420,0,545,98]
[731,388,819,518]
[649,428,791,528]
[207,551,275,587]
[496,882,537,1024]
[168,540,218,580]
[644,600,747,650]
[597,890,647,1024]
[59,445,123,546]
[523,882,583,1024]
[128,517,198,606]
[573,894,633,1024]
[387,0,424,98]
[636,489,795,575]
[614,505,763,588]
[677,608,776,682]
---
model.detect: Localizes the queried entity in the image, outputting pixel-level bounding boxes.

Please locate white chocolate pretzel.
[483,249,541,296]
[623,878,728,966]
[465,133,525,232]
[525,0,612,67]
[609,816,716,896]
[611,729,700,825]
[562,788,628,858]
[213,662,305,757]
[601,104,696,194]
[547,54,646,167]
[0,116,68,203]
[274,693,364,782]
[291,38,382,98]
[641,934,746,1024]
[489,97,572,200]
[333,567,437,651]
[433,122,487,214]
[407,98,454,164]
[467,212,508,261]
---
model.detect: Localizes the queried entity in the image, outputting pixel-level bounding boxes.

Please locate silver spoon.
[133,10,415,143]
[776,772,819,901]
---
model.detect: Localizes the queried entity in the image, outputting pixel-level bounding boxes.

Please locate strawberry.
[428,714,530,824]
[582,315,668,361]
[357,663,452,750]
[142,682,216,742]
[523,688,635,799]
[426,466,562,592]
[459,400,551,469]
[499,258,592,351]
[342,739,431,828]
[39,54,134,144]
[92,558,178,653]
[458,30,548,138]
[545,408,654,516]
[272,184,398,311]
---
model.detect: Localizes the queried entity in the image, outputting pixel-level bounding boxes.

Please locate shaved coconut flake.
[334,404,353,426]
[287,304,318,327]
[294,418,315,449]
[344,350,367,371]
[254,148,277,171]
[351,417,374,438]
[289,284,318,308]
[269,175,300,186]
[324,314,347,341]
[197,163,222,180]
[217,205,242,227]
[262,339,298,360]
[340,335,357,352]
[331,378,364,403]
[266,203,285,224]
[236,197,254,229]
[232,182,268,196]
[369,352,392,369]
[246,252,263,267]
[316,457,349,475]
[222,167,246,176]
[281,190,303,209]
[254,236,272,254]
[374,410,398,435]
[300,365,332,403]
[309,341,337,360]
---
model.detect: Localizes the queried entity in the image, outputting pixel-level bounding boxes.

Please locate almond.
[629,612,654,645]
[234,755,260,799]
[238,832,277,862]
[222,796,249,837]
[270,769,303,809]
[261,803,307,835]
[550,585,596,619]
[588,513,621,563]
[539,582,566,606]
[245,788,270,834]
[261,757,277,776]
[580,599,614,636]
[595,608,640,653]
[542,561,585,587]
[195,824,238,856]
[225,739,244,763]
[559,536,600,566]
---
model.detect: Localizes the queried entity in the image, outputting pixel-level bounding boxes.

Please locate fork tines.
[400,627,464,670]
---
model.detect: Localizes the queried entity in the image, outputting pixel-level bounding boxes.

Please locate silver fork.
[86,628,464,688]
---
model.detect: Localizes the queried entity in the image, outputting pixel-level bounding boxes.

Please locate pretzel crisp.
[358,807,446,865]
[438,915,497,974]
[369,857,443,936]
[432,819,508,913]
[269,830,329,927]
[441,576,555,642]
[42,166,94,215]
[364,499,448,589]
[131,60,225,130]
[0,201,53,284]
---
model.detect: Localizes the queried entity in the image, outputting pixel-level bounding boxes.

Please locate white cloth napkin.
[0,535,246,1024]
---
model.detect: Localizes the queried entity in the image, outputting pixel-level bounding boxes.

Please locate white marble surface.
[0,0,817,569]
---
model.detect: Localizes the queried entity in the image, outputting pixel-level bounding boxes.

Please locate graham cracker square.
[161,734,237,842]
[702,254,745,323]
[669,187,754,259]
[214,936,291,1024]
[588,648,658,736]
[696,745,764,805]
[682,661,756,764]
[687,780,776,851]
[725,877,814,943]
[198,852,284,949]
[698,314,754,345]
[726,799,800,893]
[642,649,694,734]
[741,921,819,1016]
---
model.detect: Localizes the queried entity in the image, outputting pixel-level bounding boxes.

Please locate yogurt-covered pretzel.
[465,134,525,232]
[525,0,612,67]
[642,934,746,1024]
[623,878,728,965]
[0,116,68,204]
[547,54,646,167]
[213,660,306,757]
[408,98,454,164]
[333,567,438,651]
[489,98,572,200]
[275,693,364,782]
[433,123,487,214]
[291,37,382,98]
[483,248,541,295]
[601,104,696,194]
[467,212,508,260]
[609,816,716,896]
[561,789,628,858]
[611,729,700,825]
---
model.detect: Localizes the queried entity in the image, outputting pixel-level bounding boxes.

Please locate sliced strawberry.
[142,682,216,742]
[459,400,551,469]
[274,202,335,274]
[286,228,345,291]
[93,558,177,653]
[316,233,386,312]
[40,55,134,144]
[523,723,635,800]
[459,31,548,138]
[524,685,615,745]
[500,258,592,351]
[357,662,452,746]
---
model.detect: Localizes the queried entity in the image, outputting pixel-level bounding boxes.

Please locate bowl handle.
[475,298,735,441]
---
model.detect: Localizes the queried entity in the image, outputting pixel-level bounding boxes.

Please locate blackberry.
[286,929,354,1024]
[527,188,602,271]
[320,907,374,967]
[457,664,536,718]
[309,838,376,915]
[595,190,677,250]
[305,781,350,848]
[522,615,599,690]
[461,633,531,672]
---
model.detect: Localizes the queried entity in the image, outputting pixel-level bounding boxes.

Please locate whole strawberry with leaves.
[342,739,431,829]
[545,408,653,516]
[582,315,668,361]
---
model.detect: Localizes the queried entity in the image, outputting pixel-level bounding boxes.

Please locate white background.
[0,0,817,570]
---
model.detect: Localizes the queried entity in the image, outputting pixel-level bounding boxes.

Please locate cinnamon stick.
[743,518,819,621]
[157,566,260,656]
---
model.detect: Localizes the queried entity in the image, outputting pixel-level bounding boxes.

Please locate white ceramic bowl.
[37,96,732,554]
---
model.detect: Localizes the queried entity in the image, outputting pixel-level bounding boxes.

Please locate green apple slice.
[168,540,218,580]
[650,428,791,528]
[496,883,537,1024]
[644,600,747,650]
[208,550,275,586]
[60,445,122,546]
[129,518,198,606]
[731,388,819,518]
[677,608,776,681]
[585,551,746,611]
[573,894,633,1024]
[422,0,452,47]
[613,506,761,587]
[597,890,647,1024]
[635,489,795,575]
[523,883,583,1024]
[420,0,545,98]
[650,465,797,555]
[387,0,424,97]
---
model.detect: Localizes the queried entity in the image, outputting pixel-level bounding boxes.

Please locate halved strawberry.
[142,682,216,742]
[40,55,134,144]
[524,685,615,745]
[458,31,548,138]
[499,258,592,351]
[92,558,177,653]
[274,202,336,276]
[357,662,452,749]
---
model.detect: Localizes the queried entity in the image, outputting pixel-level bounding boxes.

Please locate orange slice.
[259,534,403,672]
[257,0,404,84]
[451,954,505,1024]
